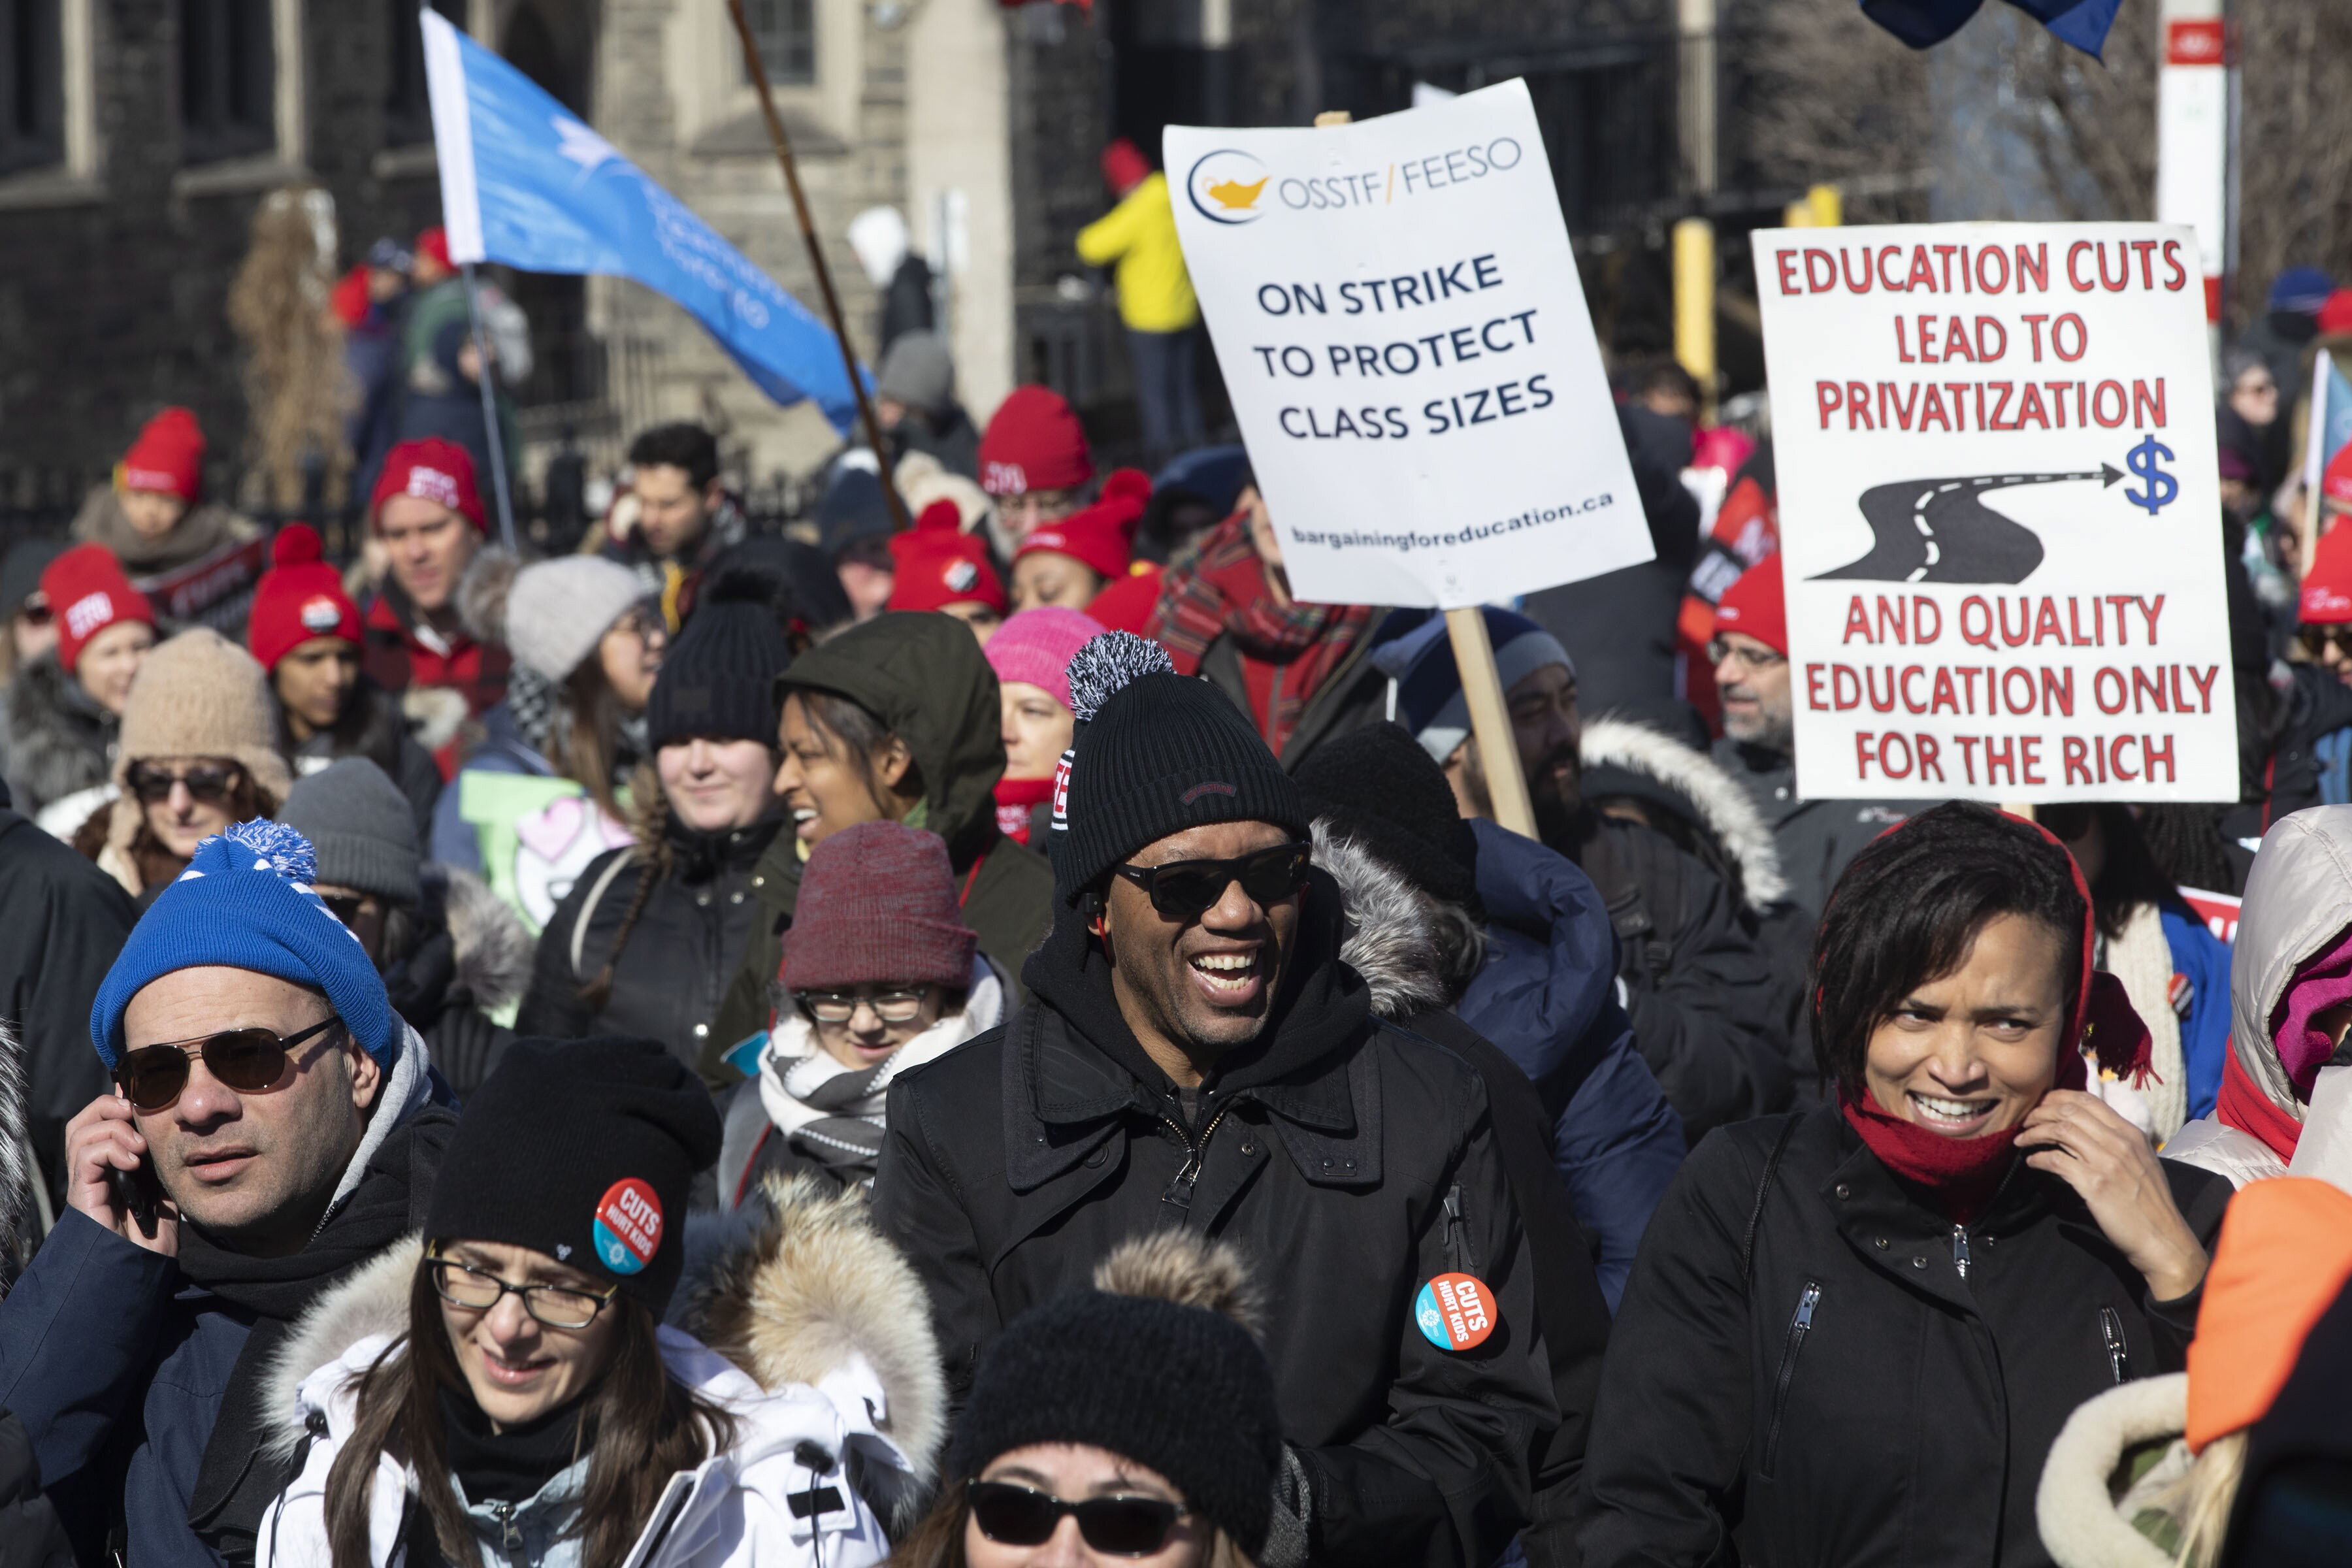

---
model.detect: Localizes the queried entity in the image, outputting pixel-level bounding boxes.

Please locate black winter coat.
[1550,809,1791,1139]
[0,1409,71,1568]
[519,813,782,1085]
[1578,1106,2232,1568]
[1,653,113,821]
[872,900,1559,1568]
[384,865,532,1098]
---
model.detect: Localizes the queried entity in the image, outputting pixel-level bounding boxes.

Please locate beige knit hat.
[111,627,293,798]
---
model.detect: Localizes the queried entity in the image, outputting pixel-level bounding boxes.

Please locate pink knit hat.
[778,819,977,991]
[983,606,1105,713]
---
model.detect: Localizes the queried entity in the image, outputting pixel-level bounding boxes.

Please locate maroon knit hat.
[777,819,978,991]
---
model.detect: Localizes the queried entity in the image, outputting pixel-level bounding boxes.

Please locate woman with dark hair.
[708,612,1053,1062]
[521,571,789,1082]
[1579,802,2234,1568]
[885,1232,1279,1568]
[2041,803,2233,1133]
[431,555,665,932]
[257,1037,919,1568]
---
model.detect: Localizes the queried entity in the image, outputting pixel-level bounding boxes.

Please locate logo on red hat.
[591,1177,662,1275]
[63,591,115,640]
[299,596,343,634]
[945,559,978,594]
[983,461,1030,496]
[404,465,461,510]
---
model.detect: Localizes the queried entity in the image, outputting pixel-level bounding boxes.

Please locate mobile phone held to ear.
[107,1153,161,1240]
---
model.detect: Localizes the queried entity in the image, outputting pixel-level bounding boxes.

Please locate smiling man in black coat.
[871,632,1557,1568]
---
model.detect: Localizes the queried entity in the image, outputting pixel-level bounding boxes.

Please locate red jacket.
[361,591,510,777]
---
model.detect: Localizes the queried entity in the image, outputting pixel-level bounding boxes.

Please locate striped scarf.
[1152,514,1373,755]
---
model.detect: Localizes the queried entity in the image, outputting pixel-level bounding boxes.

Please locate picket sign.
[1167,84,1650,836]
[1754,221,2238,804]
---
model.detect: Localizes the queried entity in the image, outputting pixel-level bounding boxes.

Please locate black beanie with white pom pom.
[1051,630,1308,906]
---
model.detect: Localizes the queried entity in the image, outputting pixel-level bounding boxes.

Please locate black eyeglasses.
[124,762,242,806]
[966,1480,1188,1556]
[427,1254,617,1330]
[2302,625,2352,660]
[1707,636,1787,671]
[114,1017,342,1113]
[1113,841,1311,921]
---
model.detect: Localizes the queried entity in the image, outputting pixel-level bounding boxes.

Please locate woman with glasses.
[4,542,156,826]
[887,1232,1281,1568]
[521,570,791,1082]
[258,1037,920,1568]
[71,629,290,904]
[721,820,1002,1204]
[429,555,666,930]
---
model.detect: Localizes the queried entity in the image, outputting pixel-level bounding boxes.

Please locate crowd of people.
[1,240,2351,1568]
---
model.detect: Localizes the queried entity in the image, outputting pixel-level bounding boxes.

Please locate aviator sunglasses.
[966,1480,1190,1556]
[1113,841,1312,921]
[114,1017,342,1113]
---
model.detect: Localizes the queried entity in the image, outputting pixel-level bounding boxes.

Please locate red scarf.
[2217,1049,2304,1164]
[1153,514,1373,757]
[1840,954,2155,1227]
[994,775,1054,846]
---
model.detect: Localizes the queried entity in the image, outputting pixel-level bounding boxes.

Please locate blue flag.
[422,10,859,430]
[1861,0,2123,59]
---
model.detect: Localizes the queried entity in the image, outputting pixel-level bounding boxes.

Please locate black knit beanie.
[423,1037,722,1314]
[1051,632,1308,906]
[1295,721,1480,908]
[948,1290,1282,1553]
[645,566,793,750]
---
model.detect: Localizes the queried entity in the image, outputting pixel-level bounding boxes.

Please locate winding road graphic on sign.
[1815,466,2125,585]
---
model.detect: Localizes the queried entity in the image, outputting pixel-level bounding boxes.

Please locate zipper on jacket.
[1760,1281,1823,1477]
[1950,1224,1972,1281]
[1442,1184,1480,1275]
[1159,1104,1231,1212]
[488,1499,524,1567]
[2099,1306,2130,1384]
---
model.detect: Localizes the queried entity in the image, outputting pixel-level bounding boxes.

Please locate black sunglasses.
[1113,841,1311,921]
[966,1480,1188,1556]
[124,762,241,806]
[114,1017,341,1113]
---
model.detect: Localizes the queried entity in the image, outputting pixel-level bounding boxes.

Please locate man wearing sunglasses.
[0,819,453,1568]
[874,632,1556,1568]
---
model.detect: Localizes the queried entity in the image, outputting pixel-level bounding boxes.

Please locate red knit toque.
[979,385,1094,497]
[1015,466,1149,581]
[330,266,372,329]
[779,819,978,991]
[120,407,206,502]
[371,437,486,532]
[1713,553,1788,657]
[2325,443,2352,507]
[1083,564,1165,635]
[248,524,361,671]
[416,226,453,272]
[2302,525,2352,625]
[889,501,1007,614]
[1102,137,1151,195]
[43,544,154,675]
[2319,288,2352,340]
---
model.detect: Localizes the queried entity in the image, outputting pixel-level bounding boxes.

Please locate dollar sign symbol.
[2123,435,2178,516]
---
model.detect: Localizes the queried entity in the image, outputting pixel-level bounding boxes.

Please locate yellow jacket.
[1075,173,1199,333]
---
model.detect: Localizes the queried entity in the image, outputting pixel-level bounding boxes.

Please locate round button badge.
[591,1177,663,1276]
[1414,1271,1497,1352]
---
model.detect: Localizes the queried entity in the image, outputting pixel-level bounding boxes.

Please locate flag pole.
[723,0,910,532]
[461,263,519,553]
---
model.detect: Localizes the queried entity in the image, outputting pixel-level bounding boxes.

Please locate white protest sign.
[1754,221,2236,803]
[1164,81,1649,610]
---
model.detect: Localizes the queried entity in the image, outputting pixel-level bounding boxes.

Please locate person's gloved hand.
[1259,1444,1315,1568]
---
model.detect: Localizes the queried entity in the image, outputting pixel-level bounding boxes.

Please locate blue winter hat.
[1368,608,1575,766]
[2270,267,2335,316]
[89,820,397,1071]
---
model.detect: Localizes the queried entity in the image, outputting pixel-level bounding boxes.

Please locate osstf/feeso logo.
[1186,150,1269,226]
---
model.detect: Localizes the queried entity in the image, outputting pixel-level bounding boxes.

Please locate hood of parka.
[776,611,1006,851]
[2232,805,2352,1125]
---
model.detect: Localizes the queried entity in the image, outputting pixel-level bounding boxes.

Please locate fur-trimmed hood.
[454,546,521,649]
[0,1019,37,1296]
[1313,820,1472,1022]
[1581,715,1791,912]
[431,862,532,1009]
[3,650,115,817]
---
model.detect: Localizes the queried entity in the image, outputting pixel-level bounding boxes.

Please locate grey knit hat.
[504,557,647,682]
[277,757,422,906]
[875,332,956,416]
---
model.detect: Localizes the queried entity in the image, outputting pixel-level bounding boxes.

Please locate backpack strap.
[568,849,637,980]
[1740,1115,1803,1286]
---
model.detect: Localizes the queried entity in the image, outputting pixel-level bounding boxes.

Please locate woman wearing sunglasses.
[259,1036,919,1568]
[3,542,155,826]
[888,1232,1281,1568]
[721,820,1003,1205]
[68,629,290,903]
